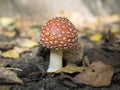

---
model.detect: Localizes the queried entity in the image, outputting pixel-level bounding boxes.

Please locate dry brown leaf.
[55,64,85,74]
[1,49,19,59]
[73,61,113,87]
[0,67,23,84]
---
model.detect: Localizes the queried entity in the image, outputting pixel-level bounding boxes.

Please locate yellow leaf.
[111,27,120,34]
[1,50,19,59]
[55,64,85,73]
[0,17,14,27]
[89,34,102,42]
[20,40,39,48]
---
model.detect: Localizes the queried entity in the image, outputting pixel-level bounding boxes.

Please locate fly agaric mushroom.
[40,17,78,72]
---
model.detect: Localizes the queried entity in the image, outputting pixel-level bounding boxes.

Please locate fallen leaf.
[14,46,30,54]
[1,49,19,59]
[89,34,102,42]
[1,30,16,38]
[73,61,113,87]
[111,26,120,34]
[0,17,14,27]
[19,39,39,48]
[0,67,23,84]
[55,64,85,74]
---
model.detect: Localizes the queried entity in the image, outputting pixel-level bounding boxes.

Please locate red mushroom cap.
[40,17,78,50]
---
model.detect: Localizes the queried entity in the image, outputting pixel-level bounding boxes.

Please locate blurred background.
[0,0,120,46]
[1,0,120,16]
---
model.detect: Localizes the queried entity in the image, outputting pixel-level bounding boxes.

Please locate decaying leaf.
[0,67,23,84]
[19,39,39,48]
[14,46,30,54]
[73,61,113,87]
[1,49,19,59]
[55,64,85,74]
[63,41,83,63]
[89,34,102,42]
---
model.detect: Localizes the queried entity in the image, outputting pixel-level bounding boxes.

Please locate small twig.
[6,67,22,71]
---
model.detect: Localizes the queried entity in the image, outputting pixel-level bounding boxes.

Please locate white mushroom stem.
[47,49,63,72]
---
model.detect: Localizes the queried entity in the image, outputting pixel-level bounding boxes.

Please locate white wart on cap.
[40,17,78,50]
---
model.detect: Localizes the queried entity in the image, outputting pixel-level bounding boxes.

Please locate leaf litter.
[0,66,23,84]
[73,61,114,87]
[0,14,120,89]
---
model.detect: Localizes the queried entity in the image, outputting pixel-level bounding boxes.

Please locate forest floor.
[0,15,120,90]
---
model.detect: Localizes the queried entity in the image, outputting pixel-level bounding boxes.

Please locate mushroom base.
[47,50,63,72]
